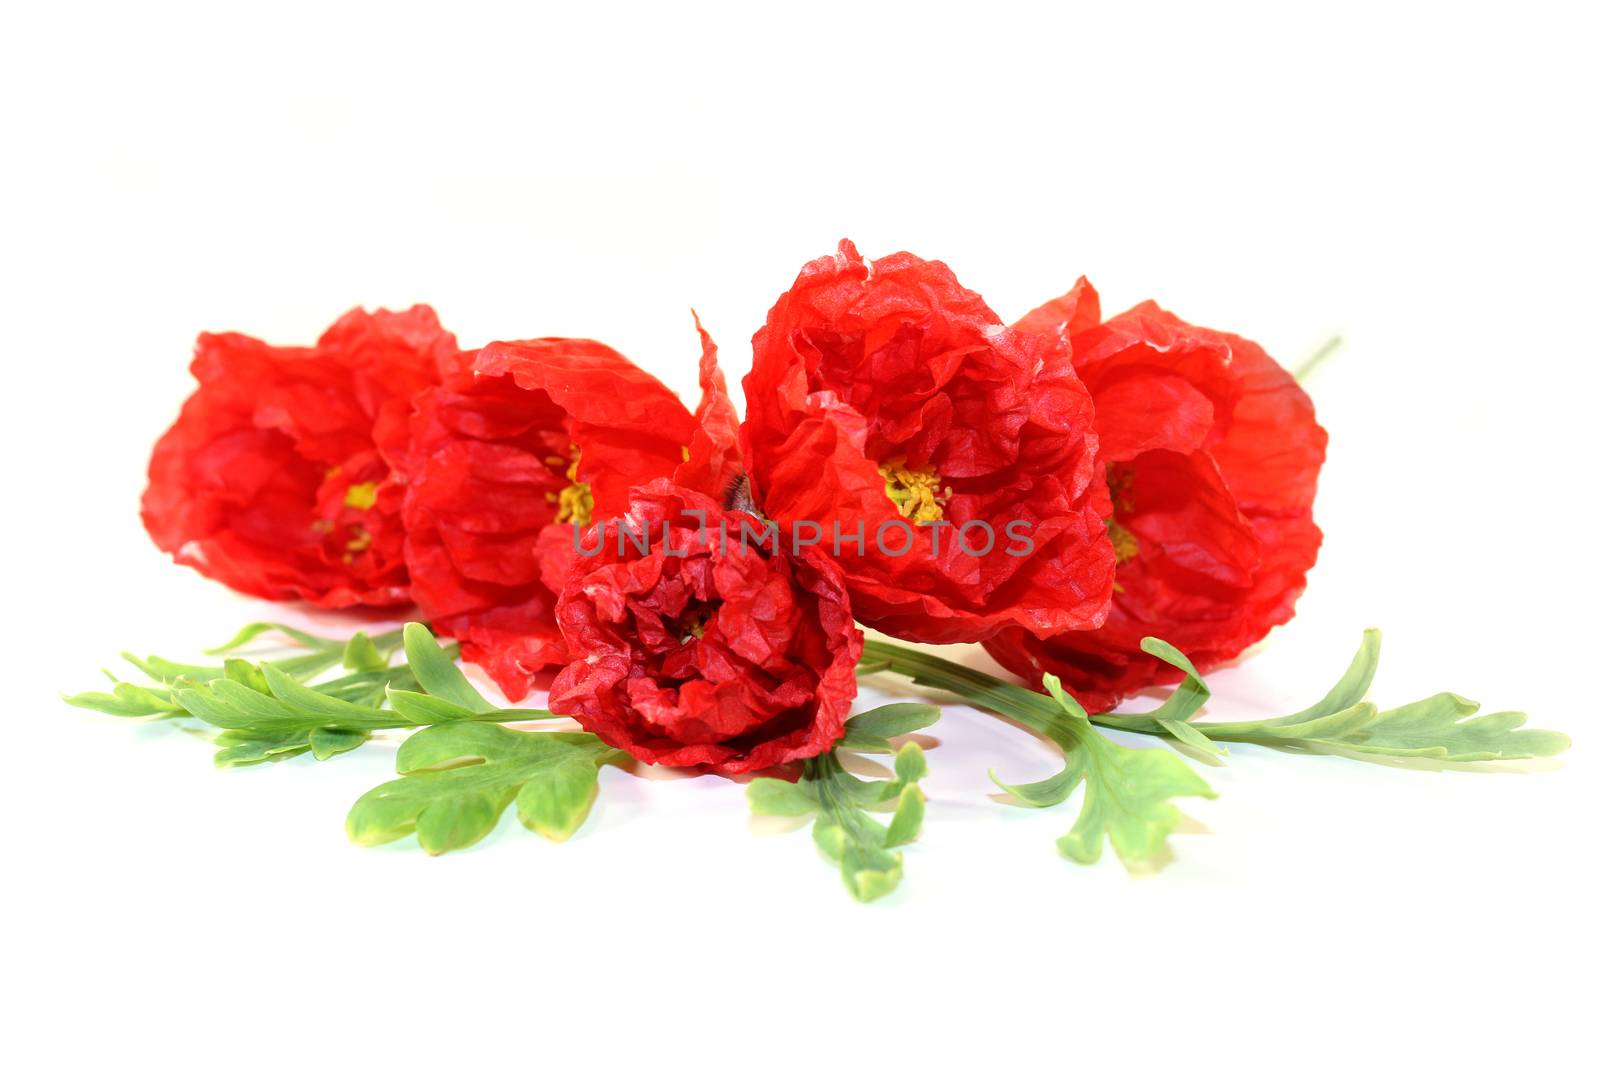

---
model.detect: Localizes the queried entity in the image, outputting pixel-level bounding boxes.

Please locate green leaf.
[988,766,1076,808]
[1050,738,1215,864]
[1041,675,1090,721]
[987,712,1214,865]
[176,678,286,728]
[745,744,929,902]
[64,682,182,718]
[839,702,940,752]
[402,623,498,714]
[746,777,820,817]
[1317,694,1570,761]
[387,687,557,725]
[258,664,400,728]
[882,783,925,848]
[224,658,272,694]
[861,640,1214,868]
[1094,630,1571,764]
[73,621,554,770]
[837,835,902,903]
[315,667,416,707]
[174,674,393,735]
[213,729,314,767]
[1157,717,1228,759]
[894,741,927,782]
[201,622,380,682]
[516,757,601,841]
[1140,637,1211,722]
[121,652,223,684]
[341,631,389,673]
[205,622,340,655]
[210,724,369,766]
[308,727,371,760]
[1201,702,1378,743]
[387,688,480,725]
[1278,628,1382,725]
[346,722,619,854]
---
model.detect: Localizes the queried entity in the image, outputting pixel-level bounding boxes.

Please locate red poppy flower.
[141,306,455,608]
[983,280,1328,709]
[740,240,1115,644]
[548,479,861,774]
[401,334,710,701]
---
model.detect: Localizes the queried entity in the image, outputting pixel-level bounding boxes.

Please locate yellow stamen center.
[342,526,372,562]
[880,458,951,525]
[1106,519,1140,564]
[1103,462,1138,583]
[343,481,379,510]
[547,446,594,526]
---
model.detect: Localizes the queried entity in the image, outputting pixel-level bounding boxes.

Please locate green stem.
[861,639,1278,749]
[1089,712,1169,737]
[805,753,848,814]
[331,710,559,731]
[1293,335,1342,381]
[859,638,1078,745]
[472,711,561,725]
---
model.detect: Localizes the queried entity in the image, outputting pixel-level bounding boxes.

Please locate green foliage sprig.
[1094,630,1571,762]
[64,621,1569,903]
[748,702,939,901]
[859,640,1213,867]
[66,622,553,766]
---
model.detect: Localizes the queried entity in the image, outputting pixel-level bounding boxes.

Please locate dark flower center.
[676,602,716,645]
[1104,462,1139,565]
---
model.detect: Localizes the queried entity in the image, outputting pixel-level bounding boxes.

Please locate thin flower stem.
[472,710,562,724]
[1084,712,1170,737]
[1293,334,1343,381]
[858,638,1073,741]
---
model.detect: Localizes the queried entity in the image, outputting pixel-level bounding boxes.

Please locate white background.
[3,2,1595,1063]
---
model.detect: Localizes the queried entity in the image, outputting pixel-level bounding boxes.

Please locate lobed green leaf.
[860,641,1214,869]
[1095,630,1570,763]
[1052,740,1215,864]
[745,743,930,902]
[214,730,315,767]
[346,722,619,854]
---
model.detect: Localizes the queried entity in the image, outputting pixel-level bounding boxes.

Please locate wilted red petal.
[549,480,860,774]
[741,240,1115,644]
[1013,276,1102,345]
[672,311,744,499]
[141,306,457,607]
[1067,302,1239,461]
[402,337,703,700]
[986,298,1326,709]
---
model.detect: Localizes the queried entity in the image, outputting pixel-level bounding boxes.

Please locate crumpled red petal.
[984,291,1327,709]
[401,337,700,700]
[141,305,456,608]
[672,311,744,499]
[741,240,1115,644]
[549,480,860,774]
